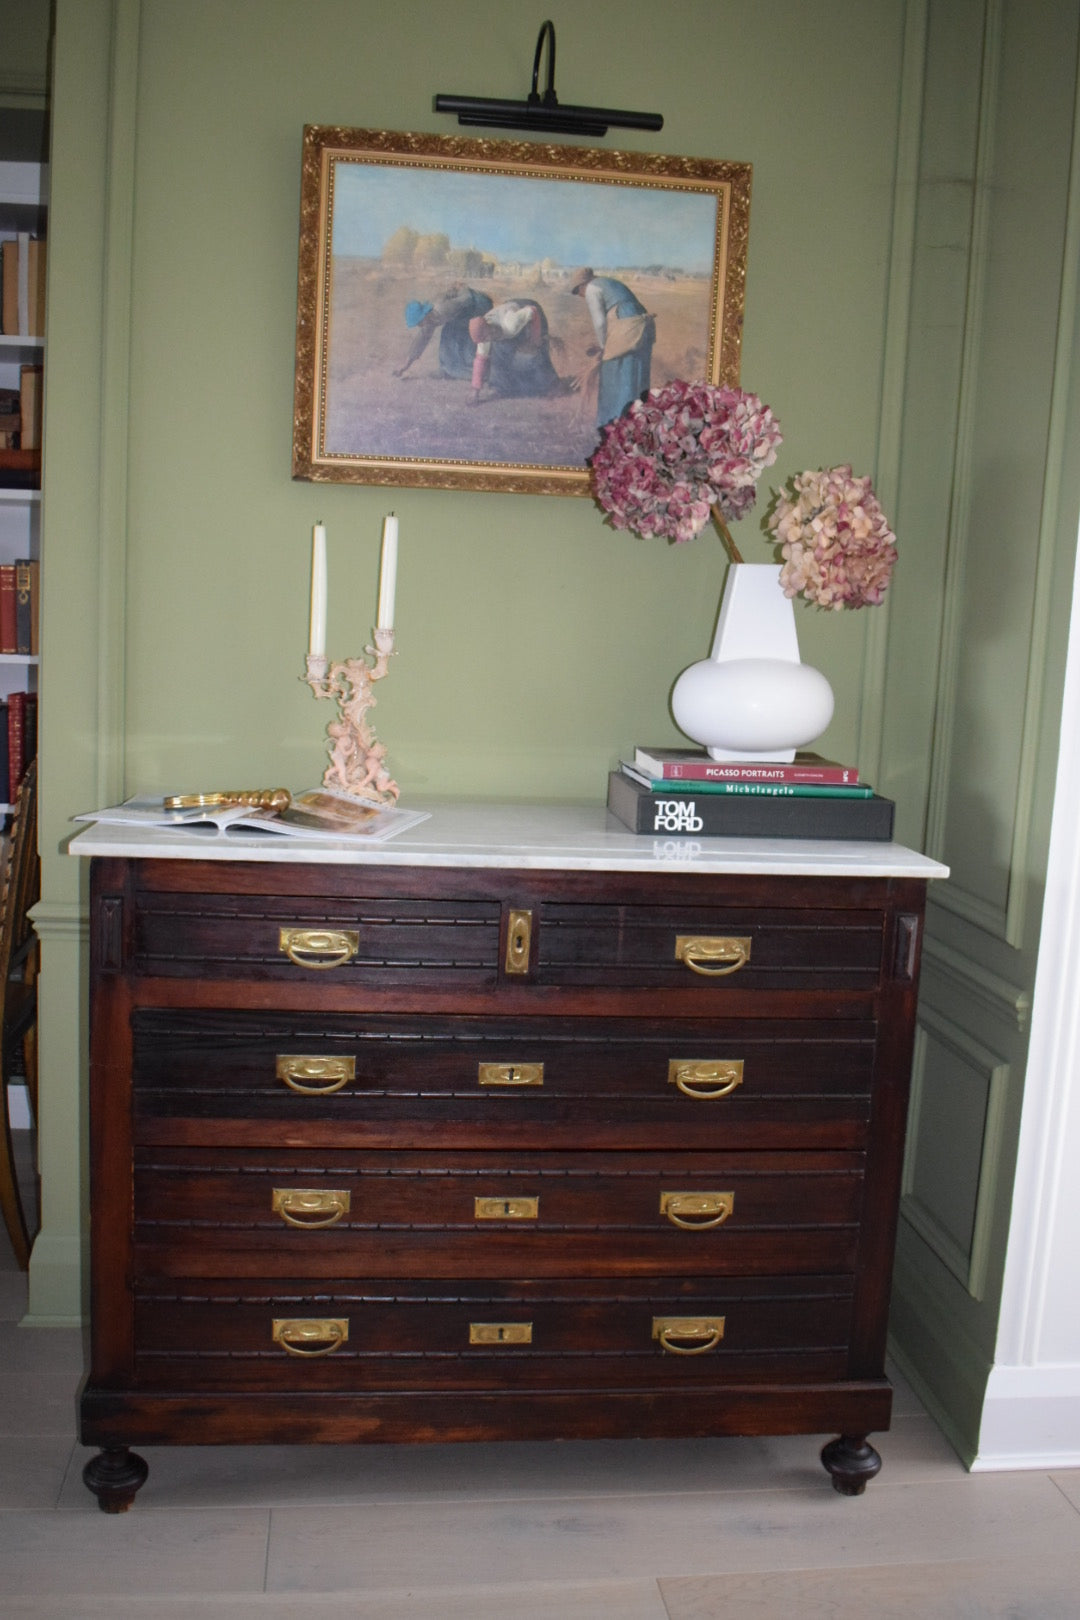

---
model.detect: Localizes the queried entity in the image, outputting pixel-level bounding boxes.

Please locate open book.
[74,788,430,844]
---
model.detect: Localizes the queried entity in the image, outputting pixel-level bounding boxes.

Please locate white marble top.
[67,800,949,880]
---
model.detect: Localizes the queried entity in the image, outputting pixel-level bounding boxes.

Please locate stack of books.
[607,747,895,840]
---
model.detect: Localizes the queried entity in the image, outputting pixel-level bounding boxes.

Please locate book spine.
[15,559,37,655]
[7,690,25,797]
[634,751,858,785]
[23,692,37,768]
[636,778,874,799]
[0,700,8,804]
[0,240,16,335]
[19,364,43,451]
[607,772,894,841]
[0,564,16,653]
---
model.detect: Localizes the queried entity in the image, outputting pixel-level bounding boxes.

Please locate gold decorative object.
[667,1059,744,1099]
[304,632,399,806]
[163,789,291,811]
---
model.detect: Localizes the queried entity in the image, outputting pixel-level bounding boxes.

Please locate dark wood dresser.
[71,806,946,1511]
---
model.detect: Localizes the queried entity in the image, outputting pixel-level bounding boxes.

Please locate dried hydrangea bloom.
[768,465,897,609]
[589,380,782,543]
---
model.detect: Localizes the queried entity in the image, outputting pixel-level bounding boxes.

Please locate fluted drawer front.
[533,900,884,990]
[129,891,502,984]
[131,1009,876,1149]
[132,1145,865,1279]
[132,1274,854,1391]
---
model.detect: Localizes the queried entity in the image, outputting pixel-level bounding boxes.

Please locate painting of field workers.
[296,135,748,493]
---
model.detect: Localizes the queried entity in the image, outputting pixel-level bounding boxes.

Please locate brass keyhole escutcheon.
[505,909,533,974]
[469,1321,533,1346]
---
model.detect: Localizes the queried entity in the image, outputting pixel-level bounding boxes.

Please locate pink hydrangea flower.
[767,465,898,610]
[589,380,782,543]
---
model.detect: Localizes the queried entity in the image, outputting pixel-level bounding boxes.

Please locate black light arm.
[435,20,663,139]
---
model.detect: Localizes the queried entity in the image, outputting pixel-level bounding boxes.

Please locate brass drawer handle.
[272,1187,351,1228]
[675,935,751,977]
[478,1062,544,1088]
[474,1196,539,1220]
[272,1317,348,1357]
[469,1321,533,1345]
[278,927,359,969]
[659,1191,735,1229]
[276,1055,356,1095]
[667,1059,744,1099]
[652,1316,726,1355]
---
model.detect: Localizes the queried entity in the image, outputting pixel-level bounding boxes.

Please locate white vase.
[670,563,834,763]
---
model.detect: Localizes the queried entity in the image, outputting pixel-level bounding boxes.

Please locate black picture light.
[435,20,664,139]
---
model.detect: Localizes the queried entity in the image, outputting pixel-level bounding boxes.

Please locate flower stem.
[711,505,745,564]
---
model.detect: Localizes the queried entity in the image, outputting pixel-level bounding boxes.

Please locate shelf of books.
[607,745,896,841]
[0,161,45,815]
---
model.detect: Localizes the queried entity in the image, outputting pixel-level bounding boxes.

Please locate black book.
[606,769,895,841]
[0,700,8,806]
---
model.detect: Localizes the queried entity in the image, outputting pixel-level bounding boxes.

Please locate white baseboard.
[973,1363,1080,1469]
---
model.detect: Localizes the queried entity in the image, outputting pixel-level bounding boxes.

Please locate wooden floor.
[3,1129,1080,1618]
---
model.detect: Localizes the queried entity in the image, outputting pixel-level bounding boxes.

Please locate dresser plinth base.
[80,1380,893,1455]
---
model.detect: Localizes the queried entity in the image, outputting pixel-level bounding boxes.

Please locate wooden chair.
[0,761,39,1269]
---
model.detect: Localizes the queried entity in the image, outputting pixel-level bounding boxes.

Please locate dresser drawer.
[132,1146,864,1279]
[127,889,503,986]
[115,869,886,993]
[131,1010,877,1150]
[533,900,885,991]
[131,1274,855,1391]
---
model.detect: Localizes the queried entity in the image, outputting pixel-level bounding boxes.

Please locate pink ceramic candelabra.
[303,628,399,805]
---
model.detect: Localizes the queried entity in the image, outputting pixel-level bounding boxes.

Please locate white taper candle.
[309,523,327,657]
[376,513,398,630]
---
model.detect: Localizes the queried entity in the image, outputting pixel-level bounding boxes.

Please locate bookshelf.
[0,160,45,817]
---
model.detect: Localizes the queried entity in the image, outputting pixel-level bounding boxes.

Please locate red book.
[7,689,25,796]
[0,564,16,654]
[631,746,860,786]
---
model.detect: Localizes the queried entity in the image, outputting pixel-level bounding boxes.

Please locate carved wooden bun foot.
[82,1446,149,1513]
[821,1434,883,1495]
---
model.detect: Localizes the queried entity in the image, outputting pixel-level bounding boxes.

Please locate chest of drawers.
[73,809,944,1511]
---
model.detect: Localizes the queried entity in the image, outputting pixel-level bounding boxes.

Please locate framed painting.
[292,126,751,496]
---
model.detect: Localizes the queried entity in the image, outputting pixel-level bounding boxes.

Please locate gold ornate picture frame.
[292,126,751,497]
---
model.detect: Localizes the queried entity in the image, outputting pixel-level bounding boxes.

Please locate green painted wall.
[119,0,904,802]
[33,0,919,1321]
